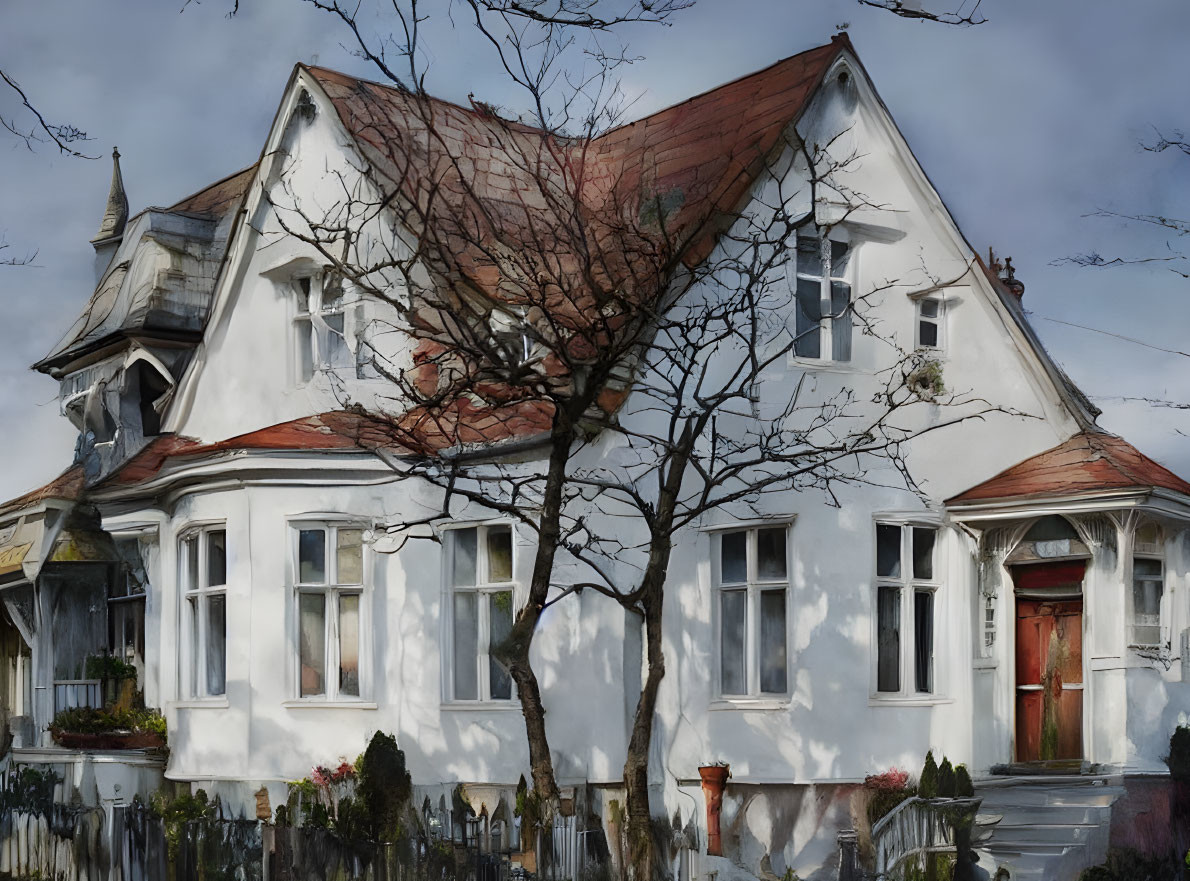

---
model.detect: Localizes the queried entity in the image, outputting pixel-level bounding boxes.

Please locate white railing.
[870,796,981,879]
[53,680,102,714]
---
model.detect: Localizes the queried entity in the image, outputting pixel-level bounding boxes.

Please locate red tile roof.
[0,466,85,520]
[98,405,553,490]
[946,432,1190,505]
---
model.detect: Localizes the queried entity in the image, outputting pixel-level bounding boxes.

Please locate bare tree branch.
[857,0,986,26]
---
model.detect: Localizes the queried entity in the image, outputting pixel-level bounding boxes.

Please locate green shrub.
[356,731,412,842]
[50,706,166,740]
[1167,725,1190,781]
[937,757,956,798]
[919,751,939,799]
[84,653,137,682]
[955,764,974,798]
[1080,847,1183,881]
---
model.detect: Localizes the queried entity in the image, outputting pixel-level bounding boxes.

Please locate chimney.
[91,147,129,280]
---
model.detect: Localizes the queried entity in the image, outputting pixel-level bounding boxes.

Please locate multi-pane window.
[110,537,148,679]
[715,526,789,697]
[180,527,227,698]
[875,523,940,696]
[294,524,365,700]
[793,232,851,361]
[916,296,944,350]
[447,525,515,702]
[294,273,352,383]
[1131,523,1164,647]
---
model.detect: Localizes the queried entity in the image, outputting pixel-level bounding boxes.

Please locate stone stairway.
[972,776,1125,880]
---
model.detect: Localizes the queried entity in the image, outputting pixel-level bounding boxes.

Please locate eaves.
[946,486,1190,523]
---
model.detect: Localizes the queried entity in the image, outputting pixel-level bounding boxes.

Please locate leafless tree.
[261,4,1005,877]
[856,0,986,26]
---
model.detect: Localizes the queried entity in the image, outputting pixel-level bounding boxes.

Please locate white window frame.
[292,270,354,384]
[791,227,853,363]
[289,520,370,702]
[915,295,946,351]
[179,524,228,700]
[1129,523,1166,649]
[872,520,943,700]
[711,523,792,700]
[443,523,518,704]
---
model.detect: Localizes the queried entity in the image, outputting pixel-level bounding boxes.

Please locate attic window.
[294,272,352,383]
[488,307,532,365]
[295,89,316,123]
[916,297,944,350]
[792,230,851,362]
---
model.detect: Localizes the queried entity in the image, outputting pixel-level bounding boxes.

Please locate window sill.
[282,700,377,709]
[172,698,230,709]
[868,696,953,707]
[787,357,866,374]
[440,701,521,712]
[709,698,790,712]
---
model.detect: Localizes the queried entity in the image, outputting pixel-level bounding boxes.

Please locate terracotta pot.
[50,730,166,750]
[699,764,730,856]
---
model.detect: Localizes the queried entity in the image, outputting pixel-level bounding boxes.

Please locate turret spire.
[91,147,129,245]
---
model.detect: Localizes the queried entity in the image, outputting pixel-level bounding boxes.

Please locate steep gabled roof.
[946,431,1190,505]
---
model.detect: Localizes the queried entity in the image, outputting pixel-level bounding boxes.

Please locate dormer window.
[793,231,851,362]
[294,272,351,383]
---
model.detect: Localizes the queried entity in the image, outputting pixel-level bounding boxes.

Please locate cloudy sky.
[0,0,1187,502]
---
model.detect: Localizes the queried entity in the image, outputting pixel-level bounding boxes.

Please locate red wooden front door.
[1014,567,1084,762]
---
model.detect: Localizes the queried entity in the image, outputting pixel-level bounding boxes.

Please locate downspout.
[698,764,729,857]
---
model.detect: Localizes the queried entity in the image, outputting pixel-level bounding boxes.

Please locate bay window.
[874,522,941,697]
[446,525,515,702]
[180,526,227,698]
[293,523,366,700]
[1131,522,1165,648]
[715,525,790,698]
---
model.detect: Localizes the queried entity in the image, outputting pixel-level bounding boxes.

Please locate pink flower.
[864,767,910,792]
[312,766,331,787]
[332,762,355,783]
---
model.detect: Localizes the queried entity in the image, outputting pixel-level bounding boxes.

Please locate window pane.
[720,590,746,695]
[487,527,513,583]
[920,298,940,319]
[919,320,938,348]
[877,586,900,693]
[322,274,344,310]
[185,537,199,593]
[324,312,349,367]
[912,528,935,580]
[296,317,314,382]
[488,591,514,700]
[299,529,326,583]
[759,590,787,694]
[794,277,822,359]
[796,237,822,276]
[831,281,851,362]
[452,528,478,587]
[757,528,787,581]
[1132,563,1163,645]
[720,532,747,584]
[452,592,479,700]
[339,594,360,697]
[914,590,934,693]
[876,525,901,578]
[337,528,364,584]
[299,592,326,697]
[188,596,199,697]
[1134,558,1162,579]
[206,594,226,697]
[830,240,850,277]
[207,530,227,587]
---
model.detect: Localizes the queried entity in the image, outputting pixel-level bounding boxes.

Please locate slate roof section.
[946,432,1190,505]
[168,164,258,216]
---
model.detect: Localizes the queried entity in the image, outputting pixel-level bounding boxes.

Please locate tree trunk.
[496,424,573,814]
[623,591,665,880]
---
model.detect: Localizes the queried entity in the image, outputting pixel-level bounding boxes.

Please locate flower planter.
[50,730,166,750]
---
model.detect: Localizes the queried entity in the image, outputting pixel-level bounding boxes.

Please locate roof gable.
[947,431,1190,505]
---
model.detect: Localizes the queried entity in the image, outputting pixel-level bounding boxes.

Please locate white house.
[1,34,1186,881]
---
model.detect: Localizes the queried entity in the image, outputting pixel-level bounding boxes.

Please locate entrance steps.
[972,775,1124,881]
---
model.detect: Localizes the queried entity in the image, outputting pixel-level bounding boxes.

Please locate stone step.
[974,805,1110,826]
[976,787,1123,809]
[989,823,1099,847]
